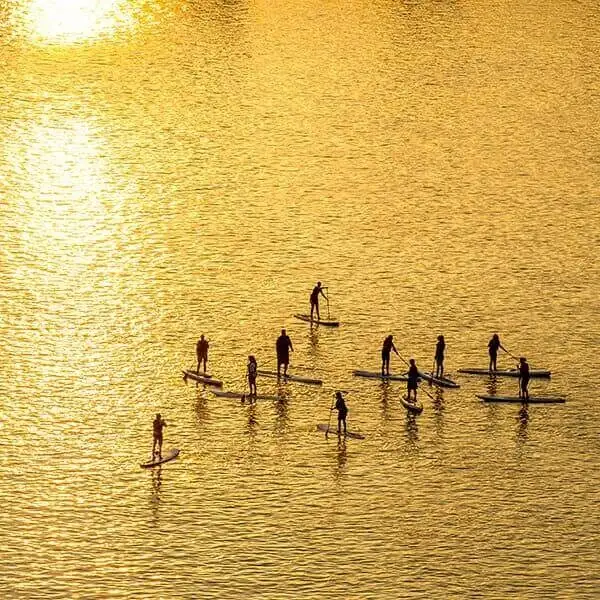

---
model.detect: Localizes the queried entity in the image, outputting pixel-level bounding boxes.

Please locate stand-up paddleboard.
[400,396,423,414]
[212,390,282,402]
[418,371,460,388]
[293,314,340,327]
[140,448,180,468]
[182,370,223,387]
[458,368,551,378]
[477,394,566,404]
[353,370,408,382]
[317,423,365,440]
[257,370,323,386]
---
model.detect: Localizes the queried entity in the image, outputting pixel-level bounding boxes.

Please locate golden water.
[1,0,599,597]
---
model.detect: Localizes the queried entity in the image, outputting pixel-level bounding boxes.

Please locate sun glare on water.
[24,0,136,44]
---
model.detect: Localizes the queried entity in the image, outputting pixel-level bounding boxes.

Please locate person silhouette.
[196,334,209,374]
[276,329,294,377]
[381,335,399,376]
[310,282,328,321]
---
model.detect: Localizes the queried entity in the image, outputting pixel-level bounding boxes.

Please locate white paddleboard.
[400,396,423,414]
[317,423,365,440]
[293,314,340,327]
[212,390,282,401]
[257,370,323,386]
[140,448,180,468]
[477,394,566,404]
[182,370,223,387]
[353,370,408,382]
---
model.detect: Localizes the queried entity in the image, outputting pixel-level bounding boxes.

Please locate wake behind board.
[477,394,566,404]
[458,368,551,378]
[140,448,180,468]
[212,390,282,402]
[353,370,408,382]
[257,370,323,386]
[401,396,424,414]
[293,314,340,327]
[317,423,365,440]
[182,370,223,387]
[418,371,460,389]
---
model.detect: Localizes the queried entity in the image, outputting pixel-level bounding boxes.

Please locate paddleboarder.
[247,355,258,399]
[434,335,446,378]
[488,333,507,372]
[310,282,328,321]
[407,359,419,401]
[518,356,530,400]
[152,413,167,459]
[381,335,399,376]
[276,329,294,377]
[196,334,209,374]
[331,391,348,436]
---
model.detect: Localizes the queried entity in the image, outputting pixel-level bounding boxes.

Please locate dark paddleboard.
[294,314,340,327]
[458,368,551,378]
[212,390,282,401]
[140,448,180,468]
[477,394,566,404]
[353,370,408,382]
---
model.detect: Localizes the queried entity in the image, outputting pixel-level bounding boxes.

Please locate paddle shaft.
[325,397,335,439]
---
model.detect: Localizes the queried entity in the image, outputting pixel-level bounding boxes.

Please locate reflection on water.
[404,414,419,451]
[333,437,347,480]
[12,0,139,44]
[149,466,162,524]
[486,376,499,396]
[273,396,290,435]
[379,380,393,421]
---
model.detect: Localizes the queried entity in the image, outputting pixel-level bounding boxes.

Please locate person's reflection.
[274,391,289,435]
[405,413,419,450]
[486,376,498,396]
[307,324,320,353]
[516,402,529,445]
[246,402,258,438]
[432,387,444,440]
[150,466,162,524]
[195,390,210,426]
[433,386,444,411]
[379,381,392,421]
[333,436,347,480]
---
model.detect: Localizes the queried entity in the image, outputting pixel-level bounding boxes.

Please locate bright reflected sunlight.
[24,0,136,44]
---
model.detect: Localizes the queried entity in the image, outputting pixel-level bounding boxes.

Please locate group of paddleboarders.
[378,332,530,404]
[147,280,540,460]
[174,289,532,449]
[488,333,530,400]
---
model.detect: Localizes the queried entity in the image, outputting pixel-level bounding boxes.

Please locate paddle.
[325,396,335,439]
[503,347,520,363]
[324,286,331,320]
